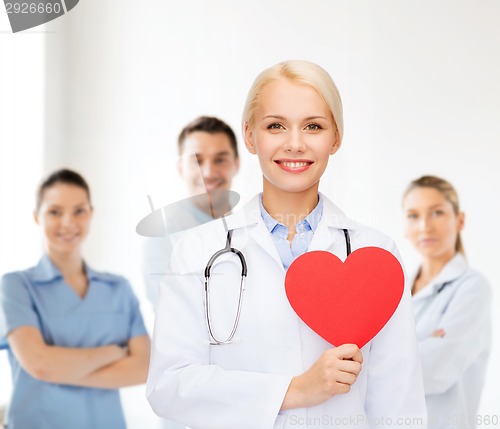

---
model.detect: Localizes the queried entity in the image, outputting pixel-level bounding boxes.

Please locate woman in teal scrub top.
[0,169,150,429]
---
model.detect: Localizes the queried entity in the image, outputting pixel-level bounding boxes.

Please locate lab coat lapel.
[308,194,360,253]
[250,222,285,270]
[308,220,334,252]
[224,195,284,271]
[412,253,468,302]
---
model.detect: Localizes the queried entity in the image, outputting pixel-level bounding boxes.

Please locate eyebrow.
[46,202,89,208]
[261,115,329,121]
[405,203,446,211]
[192,151,233,158]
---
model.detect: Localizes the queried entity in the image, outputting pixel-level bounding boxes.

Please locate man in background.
[142,116,240,307]
[142,116,239,429]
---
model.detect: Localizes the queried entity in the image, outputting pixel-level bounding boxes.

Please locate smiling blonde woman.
[147,60,427,429]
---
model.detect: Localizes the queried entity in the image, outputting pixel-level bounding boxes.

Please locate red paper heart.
[285,247,404,348]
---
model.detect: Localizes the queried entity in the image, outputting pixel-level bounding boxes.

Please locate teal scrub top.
[0,255,148,429]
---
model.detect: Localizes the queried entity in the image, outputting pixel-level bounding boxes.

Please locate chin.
[272,180,319,195]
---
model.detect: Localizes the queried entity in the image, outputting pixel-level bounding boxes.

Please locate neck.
[46,248,84,278]
[417,250,457,287]
[261,179,319,233]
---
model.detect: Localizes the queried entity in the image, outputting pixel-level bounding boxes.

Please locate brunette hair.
[36,169,91,212]
[177,116,238,158]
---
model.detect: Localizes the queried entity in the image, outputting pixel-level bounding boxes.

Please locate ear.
[33,210,39,225]
[329,128,342,155]
[244,122,257,155]
[177,157,183,178]
[457,211,465,232]
[233,157,240,175]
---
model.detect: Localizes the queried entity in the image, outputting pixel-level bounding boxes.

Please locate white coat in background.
[412,253,492,429]
[146,194,427,429]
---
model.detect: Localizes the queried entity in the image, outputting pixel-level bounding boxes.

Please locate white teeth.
[281,161,309,168]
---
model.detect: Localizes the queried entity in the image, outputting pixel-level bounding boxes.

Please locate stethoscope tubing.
[204,230,247,345]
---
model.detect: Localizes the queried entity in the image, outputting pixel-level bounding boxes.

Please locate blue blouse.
[0,255,148,429]
[259,193,323,270]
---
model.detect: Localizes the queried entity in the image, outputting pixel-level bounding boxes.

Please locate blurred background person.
[403,175,492,429]
[0,169,150,429]
[141,116,239,429]
[142,116,240,307]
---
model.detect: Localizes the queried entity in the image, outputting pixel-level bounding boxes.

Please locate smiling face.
[244,78,340,197]
[34,183,93,257]
[178,131,239,196]
[403,186,464,260]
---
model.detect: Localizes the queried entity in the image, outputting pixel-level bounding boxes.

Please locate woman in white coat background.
[403,176,492,429]
[146,60,427,429]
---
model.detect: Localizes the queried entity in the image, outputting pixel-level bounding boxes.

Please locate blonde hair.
[242,60,344,140]
[403,175,465,255]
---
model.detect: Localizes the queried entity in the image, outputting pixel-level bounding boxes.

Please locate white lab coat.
[146,194,427,429]
[411,254,492,429]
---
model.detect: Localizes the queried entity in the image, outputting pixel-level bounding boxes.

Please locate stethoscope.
[204,227,352,345]
[413,281,452,324]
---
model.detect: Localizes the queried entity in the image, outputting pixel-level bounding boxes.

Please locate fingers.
[351,349,363,364]
[333,381,352,395]
[321,347,362,383]
[333,343,363,363]
[334,369,358,386]
[337,358,362,377]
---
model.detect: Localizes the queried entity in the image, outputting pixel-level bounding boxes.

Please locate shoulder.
[167,197,260,275]
[169,218,228,274]
[1,269,32,290]
[455,266,492,299]
[0,269,37,308]
[321,194,398,252]
[351,223,396,252]
[142,236,173,255]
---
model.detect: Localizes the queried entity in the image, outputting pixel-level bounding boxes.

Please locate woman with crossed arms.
[0,169,150,429]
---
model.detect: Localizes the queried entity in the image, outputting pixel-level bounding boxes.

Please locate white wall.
[2,0,499,426]
[0,11,45,409]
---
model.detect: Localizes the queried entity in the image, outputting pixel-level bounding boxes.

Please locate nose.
[61,213,75,228]
[200,160,216,180]
[283,129,306,153]
[418,215,432,232]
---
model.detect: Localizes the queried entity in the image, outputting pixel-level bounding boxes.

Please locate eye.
[48,209,61,216]
[431,210,444,217]
[406,213,418,220]
[75,208,88,216]
[267,123,284,130]
[214,158,228,165]
[305,123,322,131]
[186,155,201,166]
